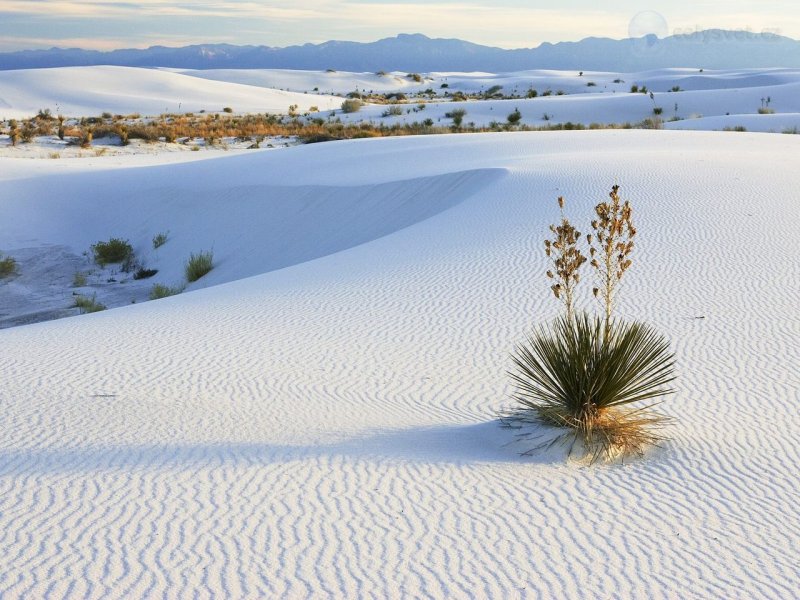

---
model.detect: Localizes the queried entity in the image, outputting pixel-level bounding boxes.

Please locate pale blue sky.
[0,0,795,51]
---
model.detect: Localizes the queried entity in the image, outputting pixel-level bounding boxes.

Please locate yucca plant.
[506,185,676,462]
[506,313,675,462]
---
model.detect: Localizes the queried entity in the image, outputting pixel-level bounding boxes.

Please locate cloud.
[0,1,795,51]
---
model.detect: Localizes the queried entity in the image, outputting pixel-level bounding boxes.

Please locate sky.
[0,0,797,52]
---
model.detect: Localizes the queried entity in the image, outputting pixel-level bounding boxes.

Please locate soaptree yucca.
[507,313,675,461]
[506,186,676,462]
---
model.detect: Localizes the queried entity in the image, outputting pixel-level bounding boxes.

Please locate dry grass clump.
[152,231,169,249]
[505,186,676,463]
[341,99,363,113]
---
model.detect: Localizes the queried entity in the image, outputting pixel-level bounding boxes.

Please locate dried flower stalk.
[588,184,636,335]
[545,196,586,321]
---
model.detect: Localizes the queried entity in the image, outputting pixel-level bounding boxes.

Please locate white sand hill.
[0,130,798,598]
[0,65,342,118]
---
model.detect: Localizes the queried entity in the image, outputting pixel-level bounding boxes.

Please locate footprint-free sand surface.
[1,130,798,598]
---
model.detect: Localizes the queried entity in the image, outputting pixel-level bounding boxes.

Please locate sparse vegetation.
[382,105,404,118]
[507,108,522,125]
[446,108,467,128]
[0,254,18,278]
[341,99,363,113]
[758,107,775,115]
[149,283,183,300]
[185,251,214,282]
[152,231,169,249]
[91,238,133,266]
[73,293,106,314]
[72,271,87,287]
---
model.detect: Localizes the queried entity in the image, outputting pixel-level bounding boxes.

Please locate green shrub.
[0,254,18,278]
[653,107,663,115]
[73,293,106,314]
[507,108,522,125]
[223,107,233,113]
[446,108,467,127]
[341,99,363,113]
[185,251,213,282]
[91,238,133,266]
[506,314,675,462]
[149,283,183,300]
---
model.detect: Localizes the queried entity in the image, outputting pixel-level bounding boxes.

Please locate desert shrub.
[149,283,184,300]
[758,107,775,115]
[630,84,640,93]
[73,294,106,314]
[91,238,133,266]
[506,313,675,461]
[341,99,363,113]
[724,126,748,132]
[152,231,169,249]
[0,254,18,278]
[526,88,538,98]
[79,128,93,148]
[484,85,503,98]
[185,250,213,282]
[671,86,682,92]
[507,108,522,125]
[505,186,675,462]
[638,117,663,129]
[446,108,467,127]
[223,107,233,113]
[653,107,663,115]
[587,81,597,87]
[407,73,423,83]
[382,105,404,118]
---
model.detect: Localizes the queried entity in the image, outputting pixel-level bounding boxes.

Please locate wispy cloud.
[0,1,795,51]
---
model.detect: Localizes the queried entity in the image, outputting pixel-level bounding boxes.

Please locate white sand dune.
[181,66,800,131]
[0,66,341,119]
[1,130,799,597]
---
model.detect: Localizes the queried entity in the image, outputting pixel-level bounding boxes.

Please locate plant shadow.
[0,421,568,475]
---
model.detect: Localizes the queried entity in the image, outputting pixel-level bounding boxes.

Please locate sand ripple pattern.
[1,131,799,598]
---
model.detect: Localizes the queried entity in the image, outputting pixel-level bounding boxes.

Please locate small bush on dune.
[152,231,169,249]
[91,238,133,266]
[149,283,183,300]
[341,99,363,113]
[0,254,18,278]
[185,251,213,282]
[505,187,676,462]
[73,293,106,314]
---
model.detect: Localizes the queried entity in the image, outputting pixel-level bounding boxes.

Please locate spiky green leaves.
[507,313,675,461]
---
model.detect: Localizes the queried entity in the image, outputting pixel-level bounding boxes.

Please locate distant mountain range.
[2,31,800,72]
